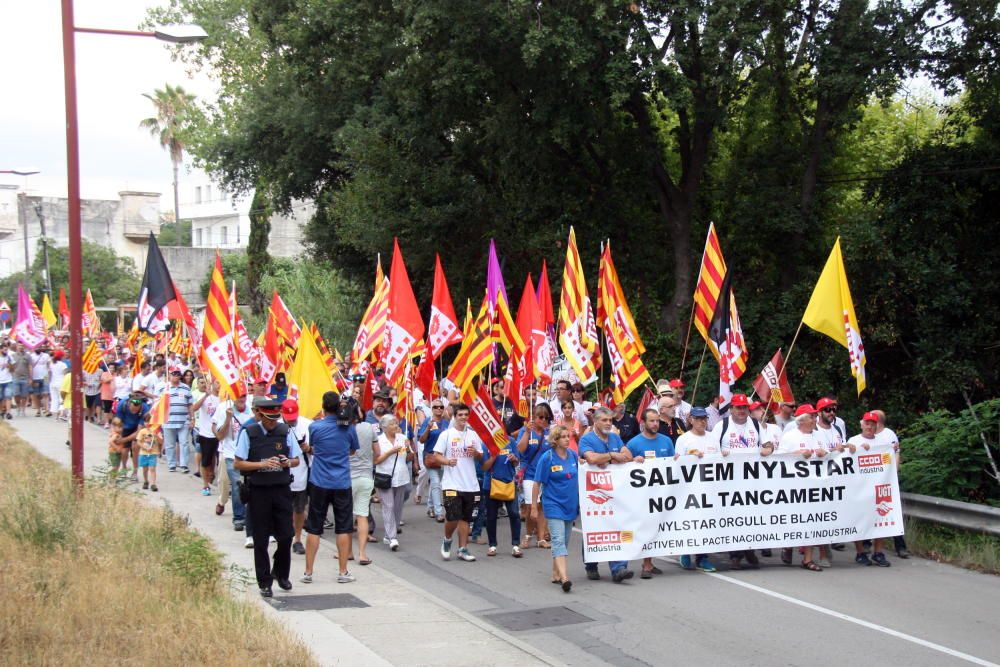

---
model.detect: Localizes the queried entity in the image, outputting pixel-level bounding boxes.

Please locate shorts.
[108,452,122,468]
[351,476,374,516]
[291,489,308,514]
[304,486,354,535]
[522,479,539,505]
[138,454,158,468]
[102,399,113,413]
[30,379,48,395]
[85,394,100,409]
[197,435,220,468]
[444,490,479,523]
[13,379,30,397]
[0,383,11,400]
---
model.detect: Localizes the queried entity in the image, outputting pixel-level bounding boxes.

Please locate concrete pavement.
[9,414,560,667]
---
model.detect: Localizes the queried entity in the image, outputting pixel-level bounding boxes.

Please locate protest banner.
[579,448,903,562]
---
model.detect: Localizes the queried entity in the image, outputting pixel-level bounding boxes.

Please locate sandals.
[359,558,372,566]
[537,540,551,549]
[801,561,822,572]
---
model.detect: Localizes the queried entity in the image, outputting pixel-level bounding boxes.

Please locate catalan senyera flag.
[802,237,867,394]
[693,223,747,377]
[148,392,170,430]
[493,291,525,358]
[202,253,244,399]
[286,325,336,420]
[707,268,749,402]
[352,265,390,366]
[598,243,649,403]
[269,291,301,365]
[427,254,463,359]
[310,322,337,370]
[448,297,494,396]
[81,340,103,374]
[383,239,425,384]
[82,288,102,338]
[557,227,600,384]
[41,293,57,330]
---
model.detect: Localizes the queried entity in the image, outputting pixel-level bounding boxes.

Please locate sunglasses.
[432,405,444,409]
[822,407,838,413]
[129,399,143,405]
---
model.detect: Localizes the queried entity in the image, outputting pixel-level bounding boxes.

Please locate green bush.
[899,398,1000,505]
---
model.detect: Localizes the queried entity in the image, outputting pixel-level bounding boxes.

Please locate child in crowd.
[136,412,163,492]
[108,417,124,476]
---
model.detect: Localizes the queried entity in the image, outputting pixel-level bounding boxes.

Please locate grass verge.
[904,518,999,575]
[0,423,317,666]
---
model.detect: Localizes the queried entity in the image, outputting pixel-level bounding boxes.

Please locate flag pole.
[678,298,697,376]
[760,322,805,418]
[690,342,709,406]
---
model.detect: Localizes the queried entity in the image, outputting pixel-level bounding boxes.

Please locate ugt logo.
[875,484,893,516]
[586,470,614,505]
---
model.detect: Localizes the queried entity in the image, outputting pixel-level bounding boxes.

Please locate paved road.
[336,493,1000,667]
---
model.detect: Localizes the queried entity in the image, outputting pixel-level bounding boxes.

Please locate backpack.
[717,417,761,446]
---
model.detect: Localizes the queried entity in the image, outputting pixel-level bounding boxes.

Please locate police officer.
[234,397,302,597]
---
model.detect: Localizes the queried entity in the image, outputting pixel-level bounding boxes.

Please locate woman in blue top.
[517,404,553,549]
[482,446,522,557]
[533,425,579,592]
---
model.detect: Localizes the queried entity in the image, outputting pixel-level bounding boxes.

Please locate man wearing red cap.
[871,409,908,558]
[814,397,847,453]
[250,377,270,399]
[281,398,313,556]
[669,379,691,426]
[777,404,827,571]
[847,412,892,567]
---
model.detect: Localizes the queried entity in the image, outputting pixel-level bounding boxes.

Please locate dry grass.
[0,424,317,666]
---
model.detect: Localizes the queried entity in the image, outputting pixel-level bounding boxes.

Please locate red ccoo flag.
[753,348,795,406]
[58,287,70,329]
[427,254,462,358]
[383,239,425,384]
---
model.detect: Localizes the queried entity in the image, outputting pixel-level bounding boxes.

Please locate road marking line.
[571,528,996,666]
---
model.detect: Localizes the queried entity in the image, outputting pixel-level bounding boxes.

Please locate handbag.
[489,477,515,501]
[374,448,400,490]
[423,452,441,469]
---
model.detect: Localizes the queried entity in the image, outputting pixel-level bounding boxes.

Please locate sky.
[0,0,217,208]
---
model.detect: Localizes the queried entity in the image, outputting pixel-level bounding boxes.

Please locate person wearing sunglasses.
[114,393,151,481]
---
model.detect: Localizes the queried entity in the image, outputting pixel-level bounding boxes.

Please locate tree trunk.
[246,186,271,315]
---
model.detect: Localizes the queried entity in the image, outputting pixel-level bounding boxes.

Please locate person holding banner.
[776,404,826,571]
[579,406,634,583]
[675,407,724,572]
[626,409,675,579]
[532,425,579,592]
[848,413,892,567]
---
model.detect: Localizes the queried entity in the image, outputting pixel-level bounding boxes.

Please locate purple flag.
[12,284,46,349]
[486,239,508,318]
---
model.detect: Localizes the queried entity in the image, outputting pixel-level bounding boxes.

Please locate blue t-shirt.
[535,448,580,521]
[626,433,675,459]
[520,427,550,481]
[307,416,360,490]
[578,430,625,458]
[418,417,450,457]
[234,424,303,469]
[116,400,150,431]
[270,384,289,402]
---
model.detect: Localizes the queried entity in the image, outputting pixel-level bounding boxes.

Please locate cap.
[689,407,709,418]
[52,350,65,360]
[373,389,391,401]
[795,404,817,416]
[730,394,750,407]
[253,377,269,385]
[668,378,685,389]
[749,400,764,411]
[816,397,838,410]
[655,379,674,396]
[252,396,283,417]
[861,411,879,422]
[281,399,299,421]
[169,369,182,376]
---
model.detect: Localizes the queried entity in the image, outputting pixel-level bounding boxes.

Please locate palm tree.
[139,84,197,238]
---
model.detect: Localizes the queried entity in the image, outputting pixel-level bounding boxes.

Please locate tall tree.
[139,83,198,232]
[245,184,271,315]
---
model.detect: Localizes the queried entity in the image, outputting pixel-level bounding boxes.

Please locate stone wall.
[159,246,241,305]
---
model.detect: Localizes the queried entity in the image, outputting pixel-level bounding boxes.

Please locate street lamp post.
[60,0,205,487]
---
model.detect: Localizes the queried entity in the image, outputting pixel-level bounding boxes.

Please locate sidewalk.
[12,414,561,667]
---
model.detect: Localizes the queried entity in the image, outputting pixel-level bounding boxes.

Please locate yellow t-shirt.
[135,427,160,455]
[60,373,72,408]
[108,432,122,454]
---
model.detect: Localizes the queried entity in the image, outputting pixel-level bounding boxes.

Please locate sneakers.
[855,553,872,566]
[292,542,306,555]
[259,587,273,598]
[511,545,523,558]
[679,555,693,570]
[233,521,245,531]
[142,481,149,490]
[181,466,190,474]
[817,557,832,569]
[457,547,476,562]
[612,568,634,583]
[586,570,601,581]
[150,485,158,492]
[337,572,356,584]
[245,537,254,549]
[383,537,391,545]
[269,536,276,544]
[300,573,313,584]
[168,466,177,473]
[440,539,452,561]
[389,538,400,551]
[872,552,891,567]
[193,471,201,478]
[696,557,717,573]
[201,488,211,496]
[487,546,498,557]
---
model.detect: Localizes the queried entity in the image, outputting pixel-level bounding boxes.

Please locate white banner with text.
[579,447,904,562]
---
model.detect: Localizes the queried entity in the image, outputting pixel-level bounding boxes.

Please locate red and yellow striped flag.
[82,340,103,374]
[447,297,494,396]
[557,227,600,384]
[598,243,649,403]
[351,270,389,365]
[201,253,244,399]
[148,392,170,430]
[693,223,747,377]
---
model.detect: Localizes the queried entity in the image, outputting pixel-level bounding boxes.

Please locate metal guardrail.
[901,492,1000,537]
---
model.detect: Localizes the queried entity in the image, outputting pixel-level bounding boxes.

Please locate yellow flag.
[286,326,336,421]
[41,293,57,330]
[802,238,867,394]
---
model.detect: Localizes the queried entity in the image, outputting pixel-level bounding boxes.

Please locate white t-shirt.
[675,399,693,426]
[0,352,12,384]
[289,416,312,492]
[433,426,484,492]
[814,422,845,451]
[676,430,725,458]
[711,418,761,451]
[375,433,412,488]
[30,352,50,381]
[149,373,167,397]
[113,375,132,400]
[760,423,782,449]
[49,360,68,388]
[197,394,221,438]
[847,433,879,452]
[778,428,818,455]
[874,427,899,450]
[212,400,255,460]
[131,374,146,393]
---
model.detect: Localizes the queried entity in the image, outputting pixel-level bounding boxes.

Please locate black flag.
[136,233,177,333]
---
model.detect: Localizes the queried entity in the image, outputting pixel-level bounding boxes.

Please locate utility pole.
[18,192,31,291]
[35,204,52,297]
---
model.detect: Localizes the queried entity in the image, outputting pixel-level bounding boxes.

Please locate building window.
[194,186,202,204]
[195,228,202,246]
[205,185,212,202]
[220,226,228,245]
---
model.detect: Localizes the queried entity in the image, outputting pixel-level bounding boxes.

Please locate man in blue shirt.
[418,400,449,522]
[302,391,360,585]
[578,406,634,582]
[625,408,674,578]
[234,397,302,597]
[162,370,194,473]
